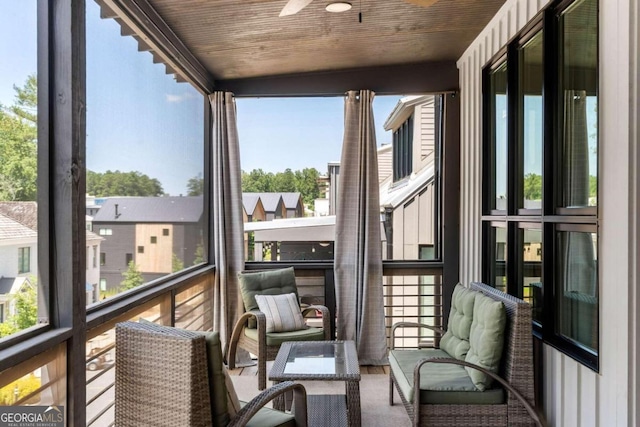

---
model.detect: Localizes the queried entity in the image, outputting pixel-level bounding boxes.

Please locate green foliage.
[240,167,321,210]
[0,75,38,201]
[13,286,38,330]
[121,261,144,291]
[172,253,184,273]
[187,173,204,196]
[193,242,204,265]
[87,170,164,197]
[0,374,41,405]
[0,283,38,338]
[0,322,17,338]
[294,168,321,207]
[523,173,542,201]
[589,175,597,198]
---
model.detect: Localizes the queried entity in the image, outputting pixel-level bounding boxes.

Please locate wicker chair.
[115,321,309,427]
[227,267,331,390]
[389,282,545,427]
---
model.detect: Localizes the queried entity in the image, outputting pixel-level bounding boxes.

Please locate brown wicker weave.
[227,304,331,390]
[115,321,309,427]
[389,282,546,427]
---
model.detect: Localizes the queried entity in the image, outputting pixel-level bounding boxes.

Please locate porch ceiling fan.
[279,0,439,17]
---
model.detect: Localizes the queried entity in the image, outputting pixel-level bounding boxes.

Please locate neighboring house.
[0,202,38,230]
[280,193,304,218]
[381,95,438,260]
[242,193,266,222]
[91,197,203,292]
[0,202,104,305]
[246,193,285,220]
[0,214,38,324]
[0,277,34,323]
[85,231,103,305]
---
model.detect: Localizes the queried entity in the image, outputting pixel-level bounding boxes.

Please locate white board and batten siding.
[456,0,639,425]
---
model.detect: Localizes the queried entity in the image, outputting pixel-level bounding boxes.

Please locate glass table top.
[270,340,360,381]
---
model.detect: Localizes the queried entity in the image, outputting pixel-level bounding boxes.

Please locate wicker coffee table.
[269,340,361,427]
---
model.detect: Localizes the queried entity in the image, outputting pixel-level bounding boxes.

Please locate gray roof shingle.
[245,193,282,213]
[92,197,203,223]
[0,202,38,230]
[0,214,37,240]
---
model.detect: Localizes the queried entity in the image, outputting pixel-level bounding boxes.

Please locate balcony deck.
[230,362,410,427]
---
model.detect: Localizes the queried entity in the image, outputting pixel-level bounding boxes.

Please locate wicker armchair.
[389,282,545,427]
[115,321,309,427]
[227,267,331,390]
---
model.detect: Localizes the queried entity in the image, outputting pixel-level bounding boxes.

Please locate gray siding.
[96,223,136,291]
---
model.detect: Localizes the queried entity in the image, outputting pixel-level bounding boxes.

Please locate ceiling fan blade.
[279,0,314,17]
[403,0,439,6]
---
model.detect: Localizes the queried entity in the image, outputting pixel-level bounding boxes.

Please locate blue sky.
[0,0,400,196]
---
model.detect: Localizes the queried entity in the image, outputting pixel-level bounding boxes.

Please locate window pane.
[489,62,508,211]
[488,226,508,293]
[0,1,44,339]
[559,0,598,208]
[520,32,543,209]
[522,228,542,323]
[556,230,597,351]
[85,0,205,302]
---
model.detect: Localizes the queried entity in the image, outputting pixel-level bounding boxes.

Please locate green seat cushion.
[244,326,326,346]
[465,292,507,391]
[440,284,476,360]
[239,401,296,427]
[389,349,504,405]
[239,267,299,328]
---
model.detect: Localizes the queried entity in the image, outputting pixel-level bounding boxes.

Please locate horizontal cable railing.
[383,266,444,350]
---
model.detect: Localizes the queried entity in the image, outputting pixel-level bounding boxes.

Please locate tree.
[240,167,321,210]
[273,169,296,192]
[13,286,38,330]
[242,169,274,192]
[121,261,144,291]
[589,175,597,198]
[172,253,184,273]
[0,283,38,338]
[193,242,205,265]
[0,75,38,201]
[87,170,164,197]
[523,173,542,201]
[187,173,204,196]
[294,168,320,207]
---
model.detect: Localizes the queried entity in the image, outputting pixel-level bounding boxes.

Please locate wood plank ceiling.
[144,0,506,80]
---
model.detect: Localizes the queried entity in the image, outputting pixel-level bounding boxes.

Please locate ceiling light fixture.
[326,2,352,12]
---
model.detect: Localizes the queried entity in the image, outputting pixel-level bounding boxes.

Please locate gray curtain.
[209,92,250,364]
[334,90,387,365]
[560,90,597,349]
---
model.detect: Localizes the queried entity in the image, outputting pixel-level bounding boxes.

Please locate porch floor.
[229,363,410,427]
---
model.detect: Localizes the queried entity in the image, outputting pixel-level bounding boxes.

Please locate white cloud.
[165,92,195,103]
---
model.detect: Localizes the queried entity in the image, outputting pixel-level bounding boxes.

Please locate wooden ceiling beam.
[217,61,459,97]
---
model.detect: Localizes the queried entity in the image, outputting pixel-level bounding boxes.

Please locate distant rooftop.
[0,214,37,241]
[92,197,203,223]
[242,193,261,216]
[244,193,282,213]
[0,201,38,230]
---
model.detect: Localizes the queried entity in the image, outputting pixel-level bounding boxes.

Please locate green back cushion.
[440,284,476,360]
[464,293,507,391]
[196,331,231,427]
[239,267,299,328]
